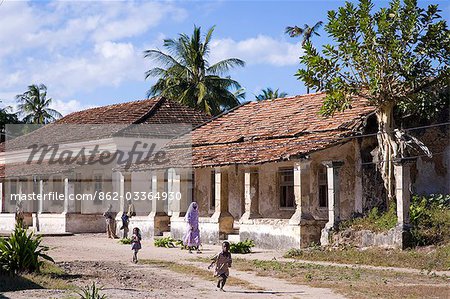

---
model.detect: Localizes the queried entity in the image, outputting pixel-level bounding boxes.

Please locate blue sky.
[1,0,449,116]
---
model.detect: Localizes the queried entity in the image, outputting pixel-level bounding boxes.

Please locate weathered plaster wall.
[411,127,449,195]
[258,161,296,219]
[309,141,357,221]
[194,167,211,217]
[227,166,244,219]
[130,171,152,216]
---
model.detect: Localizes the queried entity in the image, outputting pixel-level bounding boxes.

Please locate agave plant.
[0,225,54,274]
[77,282,107,299]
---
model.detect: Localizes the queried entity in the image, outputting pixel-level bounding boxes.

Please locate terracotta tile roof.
[189,93,373,146]
[0,162,76,179]
[143,92,376,168]
[2,97,210,151]
[55,98,160,124]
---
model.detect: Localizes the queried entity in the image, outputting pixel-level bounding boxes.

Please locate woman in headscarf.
[183,202,201,253]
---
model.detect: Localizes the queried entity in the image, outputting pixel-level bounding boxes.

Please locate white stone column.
[168,168,182,217]
[289,160,311,225]
[113,172,125,214]
[393,158,415,249]
[394,159,412,227]
[354,140,363,214]
[320,161,344,246]
[0,181,4,213]
[211,168,234,235]
[150,171,167,214]
[63,177,76,214]
[240,168,260,222]
[148,170,170,237]
[38,179,45,213]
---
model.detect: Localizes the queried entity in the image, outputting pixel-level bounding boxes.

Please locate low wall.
[239,218,301,250]
[0,213,16,231]
[331,227,404,249]
[199,217,221,244]
[115,214,170,239]
[66,214,105,233]
[33,213,105,234]
[34,214,66,233]
[170,216,187,240]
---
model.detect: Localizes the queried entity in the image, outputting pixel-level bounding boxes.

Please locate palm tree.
[255,88,288,101]
[286,21,323,94]
[0,104,21,142]
[16,84,62,124]
[285,21,323,46]
[144,26,245,116]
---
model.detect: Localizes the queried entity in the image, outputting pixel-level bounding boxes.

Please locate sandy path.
[0,233,345,299]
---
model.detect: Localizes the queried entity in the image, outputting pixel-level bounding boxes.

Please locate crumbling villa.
[0,93,448,249]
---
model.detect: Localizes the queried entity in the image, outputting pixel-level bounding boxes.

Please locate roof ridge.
[56,97,161,122]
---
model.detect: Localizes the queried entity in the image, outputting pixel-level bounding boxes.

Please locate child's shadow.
[226,290,305,295]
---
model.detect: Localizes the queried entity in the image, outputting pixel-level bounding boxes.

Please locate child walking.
[131,227,142,263]
[208,241,232,291]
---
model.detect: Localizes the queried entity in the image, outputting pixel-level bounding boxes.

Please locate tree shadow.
[0,274,44,292]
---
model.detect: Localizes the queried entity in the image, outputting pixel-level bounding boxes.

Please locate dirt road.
[1,234,345,299]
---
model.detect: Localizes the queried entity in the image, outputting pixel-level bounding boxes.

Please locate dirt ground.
[1,234,345,299]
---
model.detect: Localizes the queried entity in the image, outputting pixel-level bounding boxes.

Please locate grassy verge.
[284,244,450,271]
[0,262,75,292]
[191,257,449,299]
[140,259,262,290]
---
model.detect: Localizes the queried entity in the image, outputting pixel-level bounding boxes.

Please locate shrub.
[339,204,397,232]
[154,237,176,248]
[284,248,302,258]
[229,239,255,254]
[77,282,107,299]
[118,238,131,245]
[0,225,54,274]
[410,194,450,246]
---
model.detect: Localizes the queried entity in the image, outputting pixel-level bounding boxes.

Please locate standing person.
[15,200,24,228]
[103,204,117,239]
[120,212,129,239]
[131,227,142,263]
[183,202,201,253]
[208,241,232,292]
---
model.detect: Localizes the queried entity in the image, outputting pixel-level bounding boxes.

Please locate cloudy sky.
[1,0,449,116]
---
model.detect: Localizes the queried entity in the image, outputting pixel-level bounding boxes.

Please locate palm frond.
[207,58,245,76]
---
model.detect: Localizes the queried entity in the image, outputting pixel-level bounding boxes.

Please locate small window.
[210,170,216,210]
[318,166,328,207]
[93,174,103,203]
[279,168,295,208]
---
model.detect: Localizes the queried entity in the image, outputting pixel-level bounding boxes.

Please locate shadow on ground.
[0,274,44,292]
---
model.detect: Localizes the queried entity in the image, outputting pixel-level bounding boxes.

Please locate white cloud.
[50,99,96,116]
[0,1,183,103]
[209,35,302,67]
[0,1,187,58]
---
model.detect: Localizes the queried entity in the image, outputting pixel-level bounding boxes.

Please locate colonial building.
[0,97,209,233]
[1,92,448,250]
[124,92,449,249]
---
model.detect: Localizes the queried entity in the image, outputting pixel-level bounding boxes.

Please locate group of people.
[103,201,232,291]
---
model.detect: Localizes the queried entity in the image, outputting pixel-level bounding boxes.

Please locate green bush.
[118,238,131,245]
[410,194,450,246]
[230,239,255,254]
[0,225,54,274]
[77,282,107,299]
[340,204,397,232]
[154,237,176,248]
[284,248,302,258]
